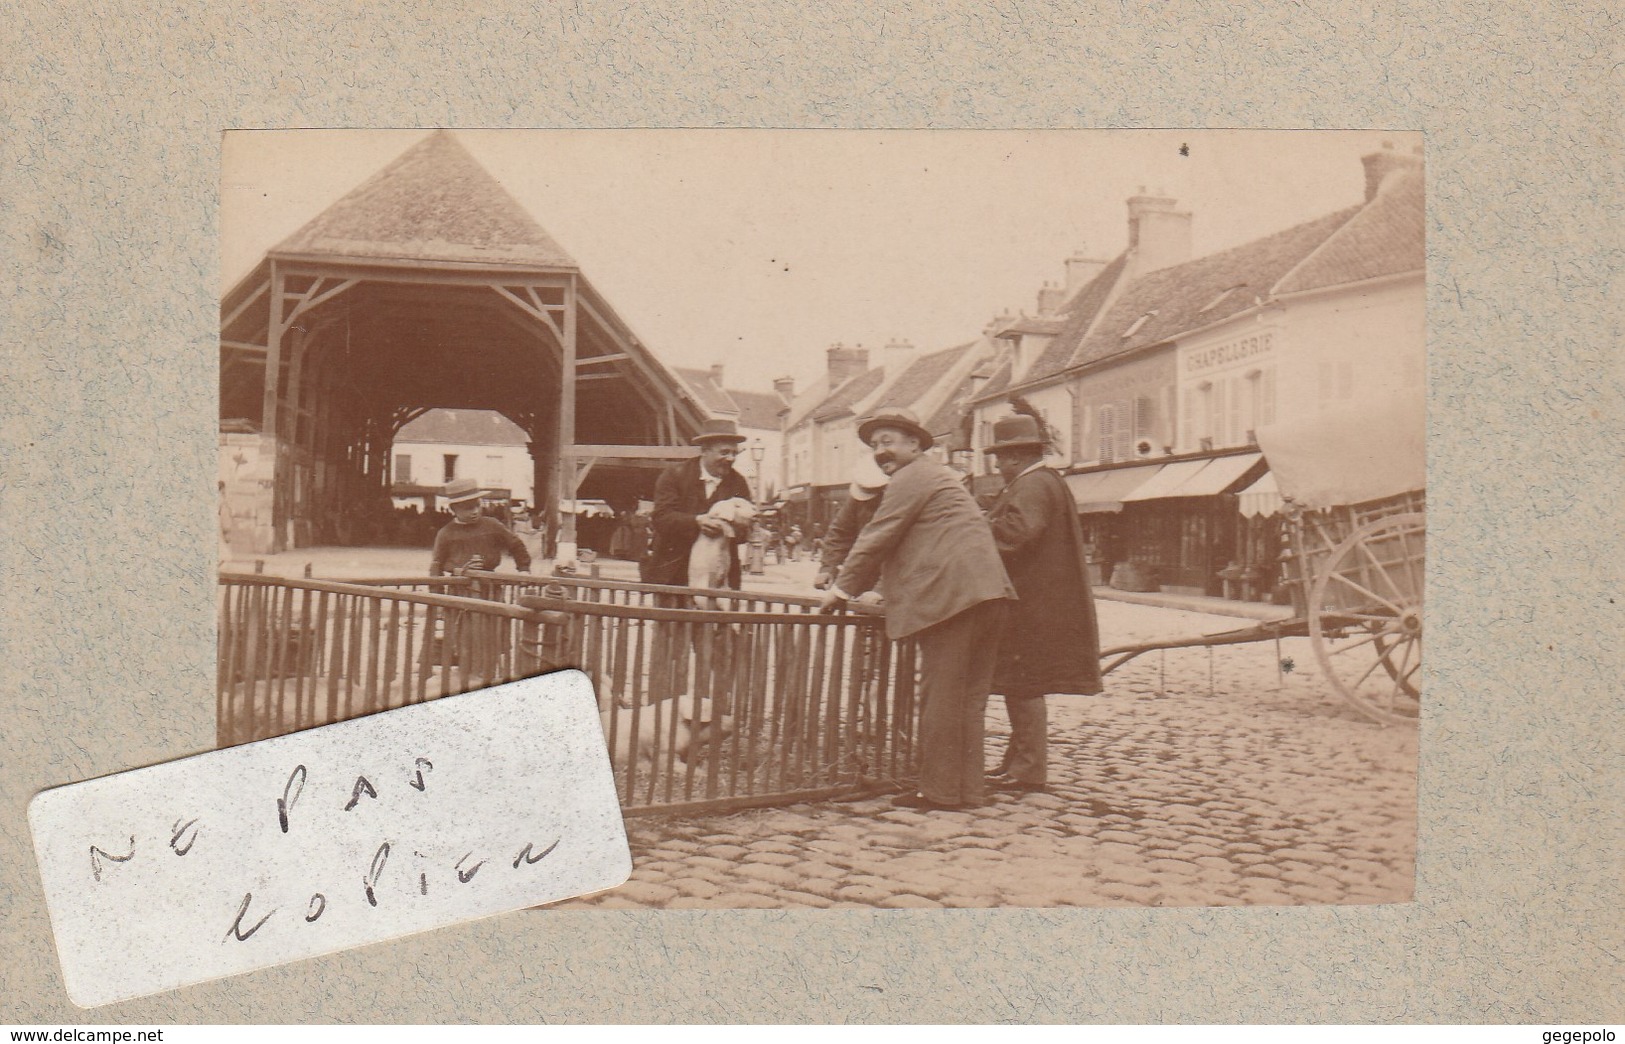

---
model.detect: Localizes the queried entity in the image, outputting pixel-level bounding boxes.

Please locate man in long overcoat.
[983,414,1104,792]
[647,418,754,590]
[821,408,1016,810]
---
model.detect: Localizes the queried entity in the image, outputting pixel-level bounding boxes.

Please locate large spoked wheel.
[1307,512,1424,725]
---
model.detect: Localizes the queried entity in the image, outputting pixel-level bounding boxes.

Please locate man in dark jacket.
[647,418,754,590]
[983,414,1103,793]
[813,455,890,590]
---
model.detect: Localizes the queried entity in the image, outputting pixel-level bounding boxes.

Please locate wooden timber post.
[558,273,578,552]
[261,261,285,552]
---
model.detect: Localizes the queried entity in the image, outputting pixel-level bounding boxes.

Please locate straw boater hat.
[983,414,1047,454]
[848,454,891,501]
[690,418,748,445]
[857,408,934,451]
[443,476,484,505]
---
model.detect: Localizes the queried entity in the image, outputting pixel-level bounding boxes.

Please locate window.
[394,454,412,483]
[443,454,459,482]
[1097,399,1135,462]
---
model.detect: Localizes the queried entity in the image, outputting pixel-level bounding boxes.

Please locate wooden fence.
[218,572,918,815]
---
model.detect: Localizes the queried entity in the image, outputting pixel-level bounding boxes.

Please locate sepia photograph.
[217,129,1424,911]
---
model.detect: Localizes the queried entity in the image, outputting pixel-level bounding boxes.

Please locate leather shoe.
[891,792,967,811]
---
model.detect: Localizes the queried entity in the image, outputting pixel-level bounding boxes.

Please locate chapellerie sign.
[1185,331,1275,374]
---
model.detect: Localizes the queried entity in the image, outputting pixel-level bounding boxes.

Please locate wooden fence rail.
[218,572,917,815]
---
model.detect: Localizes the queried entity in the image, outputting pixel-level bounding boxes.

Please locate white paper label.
[29,670,629,1007]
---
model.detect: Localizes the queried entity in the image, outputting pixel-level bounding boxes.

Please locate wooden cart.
[1102,392,1425,726]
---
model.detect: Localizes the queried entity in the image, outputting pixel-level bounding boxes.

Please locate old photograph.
[218,129,1423,910]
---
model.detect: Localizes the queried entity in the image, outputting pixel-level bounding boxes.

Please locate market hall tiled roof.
[273,131,579,269]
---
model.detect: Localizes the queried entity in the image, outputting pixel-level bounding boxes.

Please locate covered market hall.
[219,131,709,555]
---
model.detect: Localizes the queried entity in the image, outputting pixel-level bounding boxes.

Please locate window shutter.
[1262,367,1277,426]
[1097,403,1115,462]
[1180,387,1195,452]
[1132,395,1154,437]
[1113,398,1133,461]
[1227,377,1244,445]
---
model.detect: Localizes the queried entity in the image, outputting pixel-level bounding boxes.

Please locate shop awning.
[1121,459,1211,502]
[1237,471,1284,518]
[1065,463,1165,513]
[1167,452,1265,498]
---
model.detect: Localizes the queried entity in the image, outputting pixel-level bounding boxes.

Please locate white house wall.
[392,439,535,503]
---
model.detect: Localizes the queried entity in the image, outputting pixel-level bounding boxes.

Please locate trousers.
[999,694,1048,785]
[912,598,1009,806]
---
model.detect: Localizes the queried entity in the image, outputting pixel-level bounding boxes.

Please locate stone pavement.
[552,598,1418,910]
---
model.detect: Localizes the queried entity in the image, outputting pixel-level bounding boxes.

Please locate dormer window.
[1200,284,1249,313]
[1121,311,1156,339]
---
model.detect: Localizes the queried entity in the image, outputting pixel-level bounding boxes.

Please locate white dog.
[599,693,735,772]
[688,497,756,608]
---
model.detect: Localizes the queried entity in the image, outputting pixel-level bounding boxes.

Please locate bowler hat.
[443,476,484,505]
[983,414,1047,453]
[857,408,935,451]
[690,418,748,445]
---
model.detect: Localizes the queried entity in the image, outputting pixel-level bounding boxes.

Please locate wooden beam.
[490,284,564,344]
[576,352,629,368]
[576,372,622,383]
[571,444,698,459]
[220,280,270,333]
[221,340,268,355]
[558,274,578,547]
[282,277,358,333]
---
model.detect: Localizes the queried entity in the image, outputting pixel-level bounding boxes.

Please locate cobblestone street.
[552,598,1418,910]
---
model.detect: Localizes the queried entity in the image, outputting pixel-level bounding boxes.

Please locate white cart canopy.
[1254,389,1425,510]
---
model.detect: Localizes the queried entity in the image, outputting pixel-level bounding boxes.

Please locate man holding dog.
[983,414,1103,794]
[820,408,1015,810]
[647,418,754,591]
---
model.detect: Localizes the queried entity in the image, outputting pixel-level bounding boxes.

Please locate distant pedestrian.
[820,408,1015,810]
[983,415,1103,793]
[786,524,803,561]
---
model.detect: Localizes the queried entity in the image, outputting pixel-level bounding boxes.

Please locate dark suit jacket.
[834,456,1015,640]
[648,457,753,588]
[987,463,1103,696]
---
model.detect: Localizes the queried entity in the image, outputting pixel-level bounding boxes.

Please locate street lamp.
[749,439,766,501]
[747,439,767,576]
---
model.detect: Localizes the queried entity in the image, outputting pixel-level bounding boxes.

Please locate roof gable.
[396,408,528,446]
[873,342,977,411]
[274,131,578,269]
[1073,206,1360,368]
[675,367,740,415]
[731,389,788,430]
[811,366,888,422]
[1020,252,1131,385]
[1274,169,1424,294]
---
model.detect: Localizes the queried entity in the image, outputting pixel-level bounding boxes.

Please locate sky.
[222,129,1421,394]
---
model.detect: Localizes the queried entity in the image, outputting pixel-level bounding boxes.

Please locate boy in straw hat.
[429,477,532,577]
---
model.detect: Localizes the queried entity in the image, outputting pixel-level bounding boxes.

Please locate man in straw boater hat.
[983,413,1103,794]
[647,417,754,593]
[813,453,891,591]
[429,477,532,577]
[820,408,1016,811]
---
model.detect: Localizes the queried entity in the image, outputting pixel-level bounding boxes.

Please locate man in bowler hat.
[820,408,1016,810]
[647,418,754,591]
[983,414,1103,793]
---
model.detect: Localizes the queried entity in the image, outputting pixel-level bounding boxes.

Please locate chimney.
[1361,140,1423,202]
[826,342,870,387]
[1126,187,1193,276]
[982,310,1017,336]
[884,337,915,354]
[1036,281,1067,316]
[773,375,796,401]
[1063,248,1109,296]
[708,362,725,387]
